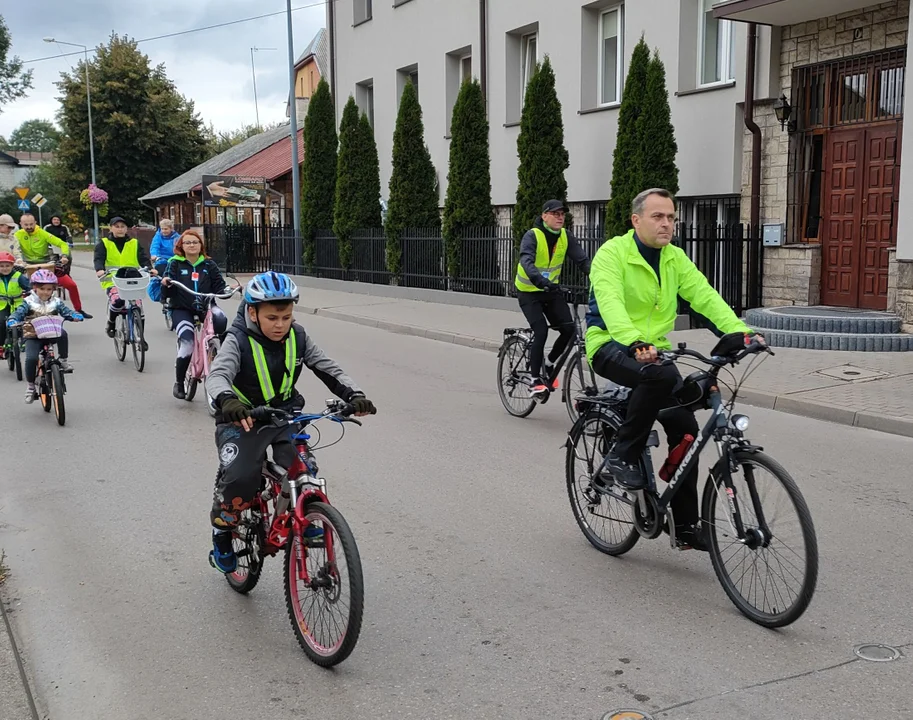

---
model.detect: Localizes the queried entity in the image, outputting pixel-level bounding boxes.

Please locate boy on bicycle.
[7,269,84,403]
[205,271,377,573]
[0,251,30,359]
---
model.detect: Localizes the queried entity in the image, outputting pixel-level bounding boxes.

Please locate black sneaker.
[173,382,186,400]
[602,451,646,490]
[675,522,708,552]
[80,311,93,320]
[105,322,115,338]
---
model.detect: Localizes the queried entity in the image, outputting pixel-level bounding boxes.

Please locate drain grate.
[814,364,890,382]
[602,712,655,720]
[854,644,903,662]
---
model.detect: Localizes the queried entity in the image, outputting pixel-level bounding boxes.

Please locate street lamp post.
[285,0,303,247]
[44,37,99,244]
[250,47,277,130]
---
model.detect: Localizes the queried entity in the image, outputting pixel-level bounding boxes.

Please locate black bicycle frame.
[508,301,593,386]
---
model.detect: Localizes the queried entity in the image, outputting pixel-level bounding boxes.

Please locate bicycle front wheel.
[203,340,220,417]
[285,501,364,667]
[51,364,66,426]
[702,450,818,628]
[131,312,145,372]
[497,336,536,418]
[563,348,597,425]
[39,369,52,412]
[114,315,127,361]
[565,409,640,556]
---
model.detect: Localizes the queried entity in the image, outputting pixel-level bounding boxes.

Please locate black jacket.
[161,256,226,311]
[44,224,70,243]
[93,235,152,272]
[518,217,591,290]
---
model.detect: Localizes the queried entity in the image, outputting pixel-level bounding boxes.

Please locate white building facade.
[329,0,782,227]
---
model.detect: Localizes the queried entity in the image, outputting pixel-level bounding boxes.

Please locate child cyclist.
[205,271,377,573]
[7,269,84,402]
[0,251,30,359]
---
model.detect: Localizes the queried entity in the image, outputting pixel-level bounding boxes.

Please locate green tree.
[638,50,679,195]
[442,78,494,284]
[385,79,439,278]
[605,35,650,239]
[334,97,382,270]
[6,119,62,152]
[54,34,208,224]
[300,77,337,271]
[0,16,32,114]
[511,56,570,245]
[202,121,280,159]
[0,162,65,223]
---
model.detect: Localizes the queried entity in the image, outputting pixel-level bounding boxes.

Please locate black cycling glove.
[350,397,377,415]
[220,397,251,423]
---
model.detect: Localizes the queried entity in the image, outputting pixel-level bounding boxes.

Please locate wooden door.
[822,128,865,307]
[859,125,899,310]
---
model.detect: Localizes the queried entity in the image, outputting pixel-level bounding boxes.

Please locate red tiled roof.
[190,129,304,191]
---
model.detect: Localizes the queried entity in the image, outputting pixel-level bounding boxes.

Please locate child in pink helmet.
[6,269,84,403]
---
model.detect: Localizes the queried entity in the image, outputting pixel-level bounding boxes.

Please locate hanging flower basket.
[80,184,109,218]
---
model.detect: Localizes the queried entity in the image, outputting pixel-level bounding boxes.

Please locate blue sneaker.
[303,523,324,545]
[209,530,237,573]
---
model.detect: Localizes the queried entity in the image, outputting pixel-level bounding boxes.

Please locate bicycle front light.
[731,414,750,432]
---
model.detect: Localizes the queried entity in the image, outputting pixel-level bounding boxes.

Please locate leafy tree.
[6,119,62,152]
[202,121,280,159]
[442,78,494,286]
[54,34,208,224]
[605,36,650,239]
[0,16,32,114]
[300,77,336,271]
[334,97,382,270]
[511,56,570,245]
[385,79,439,278]
[638,49,679,195]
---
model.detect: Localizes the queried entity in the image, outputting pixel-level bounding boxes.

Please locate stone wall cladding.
[762,245,821,306]
[894,259,913,331]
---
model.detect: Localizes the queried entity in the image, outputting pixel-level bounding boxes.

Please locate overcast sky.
[0,1,326,137]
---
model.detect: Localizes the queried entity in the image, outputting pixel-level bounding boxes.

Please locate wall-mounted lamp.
[773,94,795,133]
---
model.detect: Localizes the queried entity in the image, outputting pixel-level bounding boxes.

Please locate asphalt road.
[1,266,911,720]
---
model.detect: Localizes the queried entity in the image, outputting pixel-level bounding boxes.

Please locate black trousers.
[25,334,68,384]
[592,342,700,526]
[211,421,297,528]
[517,291,575,382]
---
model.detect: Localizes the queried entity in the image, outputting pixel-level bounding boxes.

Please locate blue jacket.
[149,229,180,266]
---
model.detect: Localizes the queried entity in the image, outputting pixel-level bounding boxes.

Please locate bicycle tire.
[563,348,596,426]
[497,336,536,418]
[227,509,263,594]
[39,369,52,412]
[702,450,818,628]
[51,364,66,426]
[565,409,640,556]
[131,312,145,372]
[114,315,127,361]
[284,501,364,667]
[203,340,220,417]
[5,343,13,372]
[164,309,173,331]
[184,364,198,402]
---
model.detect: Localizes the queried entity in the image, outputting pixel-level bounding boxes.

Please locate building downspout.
[328,0,337,119]
[479,0,488,111]
[744,21,763,307]
[745,22,761,230]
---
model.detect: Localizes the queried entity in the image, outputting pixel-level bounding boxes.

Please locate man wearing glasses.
[514,199,591,401]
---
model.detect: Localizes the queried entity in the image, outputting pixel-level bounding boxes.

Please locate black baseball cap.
[109,216,128,226]
[542,199,568,213]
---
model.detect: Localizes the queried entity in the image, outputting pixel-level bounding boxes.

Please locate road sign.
[17,199,30,210]
[31,193,43,203]
[32,193,47,208]
[14,187,29,200]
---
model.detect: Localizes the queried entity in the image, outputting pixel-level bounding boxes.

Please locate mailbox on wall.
[762,223,785,247]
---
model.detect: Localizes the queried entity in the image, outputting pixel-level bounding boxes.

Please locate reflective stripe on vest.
[247,333,298,404]
[515,228,568,292]
[0,272,24,311]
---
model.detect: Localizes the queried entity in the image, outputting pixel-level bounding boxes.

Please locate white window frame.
[460,54,472,83]
[357,79,375,126]
[597,5,624,106]
[698,0,735,87]
[520,32,538,103]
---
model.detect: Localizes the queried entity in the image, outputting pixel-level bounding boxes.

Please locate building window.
[461,54,472,82]
[521,32,538,103]
[354,0,372,25]
[356,79,375,126]
[397,64,419,103]
[699,0,735,85]
[506,23,539,124]
[446,47,473,135]
[194,202,202,224]
[677,196,741,227]
[599,6,623,105]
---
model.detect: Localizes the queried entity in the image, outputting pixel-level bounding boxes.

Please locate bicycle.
[218,400,368,667]
[100,268,151,373]
[565,340,818,628]
[12,316,75,426]
[164,276,241,415]
[3,322,23,381]
[497,286,599,423]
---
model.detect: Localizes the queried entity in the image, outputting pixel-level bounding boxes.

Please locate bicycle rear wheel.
[497,335,536,418]
[565,409,640,555]
[13,337,22,381]
[131,311,145,372]
[184,364,198,401]
[285,501,364,667]
[702,450,818,628]
[563,348,596,425]
[51,365,66,426]
[114,315,127,361]
[5,343,13,372]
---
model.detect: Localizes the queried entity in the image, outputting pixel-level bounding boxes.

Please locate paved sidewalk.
[1,587,39,720]
[68,256,913,437]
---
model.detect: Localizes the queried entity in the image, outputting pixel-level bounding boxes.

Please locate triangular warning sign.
[14,187,29,200]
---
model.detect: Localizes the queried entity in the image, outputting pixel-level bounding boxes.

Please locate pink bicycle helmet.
[30,269,58,285]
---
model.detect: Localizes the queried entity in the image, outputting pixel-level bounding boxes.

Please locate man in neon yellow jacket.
[586,188,763,549]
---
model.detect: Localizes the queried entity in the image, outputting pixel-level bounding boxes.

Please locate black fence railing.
[187,222,763,321]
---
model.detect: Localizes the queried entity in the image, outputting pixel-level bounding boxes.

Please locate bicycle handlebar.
[248,399,365,426]
[660,340,774,368]
[163,280,242,301]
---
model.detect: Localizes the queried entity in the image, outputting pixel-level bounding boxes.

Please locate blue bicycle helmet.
[244,271,300,305]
